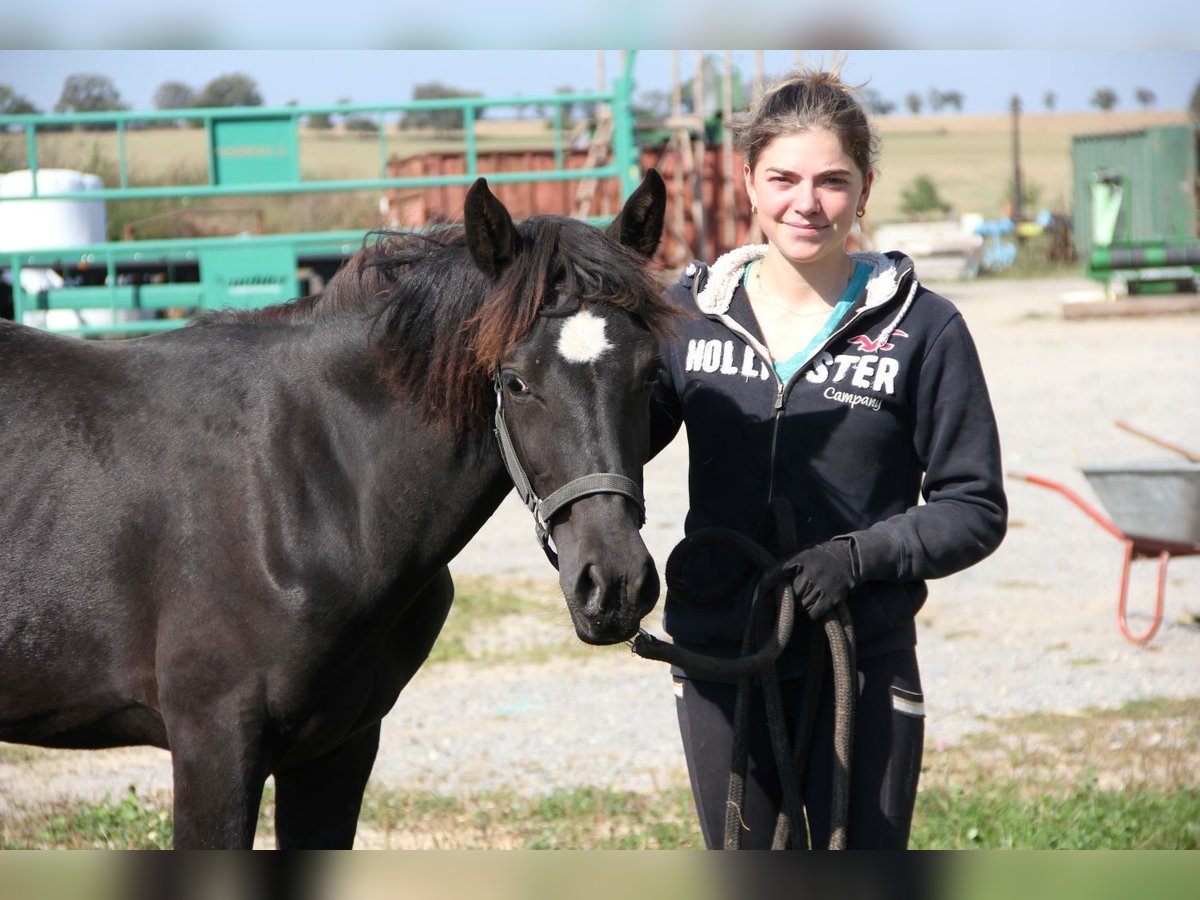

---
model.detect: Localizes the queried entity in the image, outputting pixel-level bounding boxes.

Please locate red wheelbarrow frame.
[1012,472,1200,644]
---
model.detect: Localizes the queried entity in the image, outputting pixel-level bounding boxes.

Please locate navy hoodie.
[649,246,1007,679]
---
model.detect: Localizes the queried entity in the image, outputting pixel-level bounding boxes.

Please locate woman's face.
[744,129,873,269]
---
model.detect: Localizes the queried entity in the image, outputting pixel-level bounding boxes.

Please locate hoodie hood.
[693,246,920,351]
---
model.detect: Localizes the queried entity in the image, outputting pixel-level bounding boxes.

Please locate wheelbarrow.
[1010,421,1200,644]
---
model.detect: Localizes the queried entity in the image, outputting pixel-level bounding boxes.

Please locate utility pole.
[1010,93,1024,226]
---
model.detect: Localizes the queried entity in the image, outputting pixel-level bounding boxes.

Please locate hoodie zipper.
[703,260,916,514]
[761,271,916,511]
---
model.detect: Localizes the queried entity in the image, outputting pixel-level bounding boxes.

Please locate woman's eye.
[504,373,530,395]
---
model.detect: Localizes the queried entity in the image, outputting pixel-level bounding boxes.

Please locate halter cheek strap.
[492,374,646,569]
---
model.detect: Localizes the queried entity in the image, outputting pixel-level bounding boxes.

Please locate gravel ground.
[3,275,1198,822]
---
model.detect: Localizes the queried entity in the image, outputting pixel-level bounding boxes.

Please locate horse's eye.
[644,359,665,387]
[503,373,530,395]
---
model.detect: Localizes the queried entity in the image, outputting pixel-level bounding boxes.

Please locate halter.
[492,373,645,569]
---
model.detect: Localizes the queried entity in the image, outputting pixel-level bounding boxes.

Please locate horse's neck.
[305,319,513,577]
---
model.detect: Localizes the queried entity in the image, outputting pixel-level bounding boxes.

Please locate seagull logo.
[848,329,908,353]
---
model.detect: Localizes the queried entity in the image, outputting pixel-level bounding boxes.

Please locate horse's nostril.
[635,558,660,611]
[576,564,606,618]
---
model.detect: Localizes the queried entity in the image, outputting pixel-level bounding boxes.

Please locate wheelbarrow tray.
[1080,462,1200,545]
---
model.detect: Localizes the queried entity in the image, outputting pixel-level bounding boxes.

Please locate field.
[0,109,1189,232]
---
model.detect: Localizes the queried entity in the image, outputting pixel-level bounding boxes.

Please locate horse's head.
[463,172,668,644]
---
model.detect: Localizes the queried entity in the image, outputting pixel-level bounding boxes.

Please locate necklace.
[753,261,836,318]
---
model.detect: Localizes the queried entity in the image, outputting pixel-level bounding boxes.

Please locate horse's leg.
[166,710,270,849]
[273,568,456,849]
[273,722,381,849]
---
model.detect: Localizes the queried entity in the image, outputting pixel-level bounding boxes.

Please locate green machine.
[1072,124,1200,295]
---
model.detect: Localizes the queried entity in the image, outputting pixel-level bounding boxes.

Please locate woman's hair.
[738,68,879,178]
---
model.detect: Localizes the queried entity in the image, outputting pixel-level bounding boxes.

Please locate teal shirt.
[753,260,870,383]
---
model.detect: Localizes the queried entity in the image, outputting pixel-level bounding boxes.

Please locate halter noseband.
[492,374,646,569]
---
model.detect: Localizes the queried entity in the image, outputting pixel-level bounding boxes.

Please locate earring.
[751,203,758,215]
[856,208,866,218]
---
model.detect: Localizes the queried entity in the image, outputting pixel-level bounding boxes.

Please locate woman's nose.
[792,183,819,214]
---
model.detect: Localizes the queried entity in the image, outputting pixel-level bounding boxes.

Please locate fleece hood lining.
[692,245,919,350]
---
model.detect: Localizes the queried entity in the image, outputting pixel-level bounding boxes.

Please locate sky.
[2,50,1197,118]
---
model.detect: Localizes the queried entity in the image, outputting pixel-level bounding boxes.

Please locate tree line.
[2,70,1197,126]
[0,72,554,131]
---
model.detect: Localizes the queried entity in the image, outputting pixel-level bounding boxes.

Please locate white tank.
[0,169,112,330]
[0,168,107,251]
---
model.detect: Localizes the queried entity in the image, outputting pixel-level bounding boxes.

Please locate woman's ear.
[858,170,875,213]
[743,163,757,212]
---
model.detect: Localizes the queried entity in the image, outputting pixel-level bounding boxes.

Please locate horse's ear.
[464,178,518,278]
[605,168,666,259]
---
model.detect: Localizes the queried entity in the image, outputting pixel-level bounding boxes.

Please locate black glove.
[787,538,860,621]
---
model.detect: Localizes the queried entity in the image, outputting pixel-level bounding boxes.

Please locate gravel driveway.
[3,275,1197,819]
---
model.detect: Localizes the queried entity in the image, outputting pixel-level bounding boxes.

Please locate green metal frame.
[1,52,641,335]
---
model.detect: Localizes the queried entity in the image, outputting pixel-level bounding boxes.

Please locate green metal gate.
[0,53,641,335]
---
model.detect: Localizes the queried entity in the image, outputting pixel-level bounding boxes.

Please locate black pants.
[674,648,925,849]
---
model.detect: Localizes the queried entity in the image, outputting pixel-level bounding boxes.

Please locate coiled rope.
[630,498,857,849]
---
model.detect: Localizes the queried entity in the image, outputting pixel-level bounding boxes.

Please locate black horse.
[0,172,671,848]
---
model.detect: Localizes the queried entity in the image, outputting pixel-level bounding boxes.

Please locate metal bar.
[0,92,615,129]
[612,50,638,199]
[25,125,38,190]
[376,110,388,176]
[205,115,217,186]
[464,103,478,178]
[1008,471,1127,542]
[551,104,564,170]
[0,167,625,203]
[117,119,129,189]
[26,284,205,311]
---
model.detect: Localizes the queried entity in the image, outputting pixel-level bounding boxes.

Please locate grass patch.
[2,786,174,850]
[357,785,700,849]
[429,575,603,665]
[913,780,1200,849]
[915,697,1200,849]
[4,698,1196,849]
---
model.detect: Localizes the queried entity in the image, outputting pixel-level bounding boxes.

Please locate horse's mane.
[198,218,676,435]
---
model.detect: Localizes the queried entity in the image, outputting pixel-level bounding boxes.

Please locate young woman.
[648,69,1007,849]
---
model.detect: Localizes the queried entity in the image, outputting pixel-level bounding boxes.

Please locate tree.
[927,88,946,113]
[904,91,923,115]
[634,89,669,120]
[402,81,485,130]
[901,174,951,215]
[1090,88,1118,111]
[153,80,195,111]
[307,112,333,130]
[195,73,262,109]
[54,73,126,114]
[860,88,895,116]
[1043,90,1057,112]
[1134,87,1156,109]
[0,84,38,115]
[940,90,964,112]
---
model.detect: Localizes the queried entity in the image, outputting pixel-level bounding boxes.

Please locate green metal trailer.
[0,54,641,336]
[1071,124,1200,295]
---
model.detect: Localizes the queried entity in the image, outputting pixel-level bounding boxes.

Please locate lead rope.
[630,498,856,849]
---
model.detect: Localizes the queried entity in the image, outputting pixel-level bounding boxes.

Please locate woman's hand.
[787,539,860,620]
